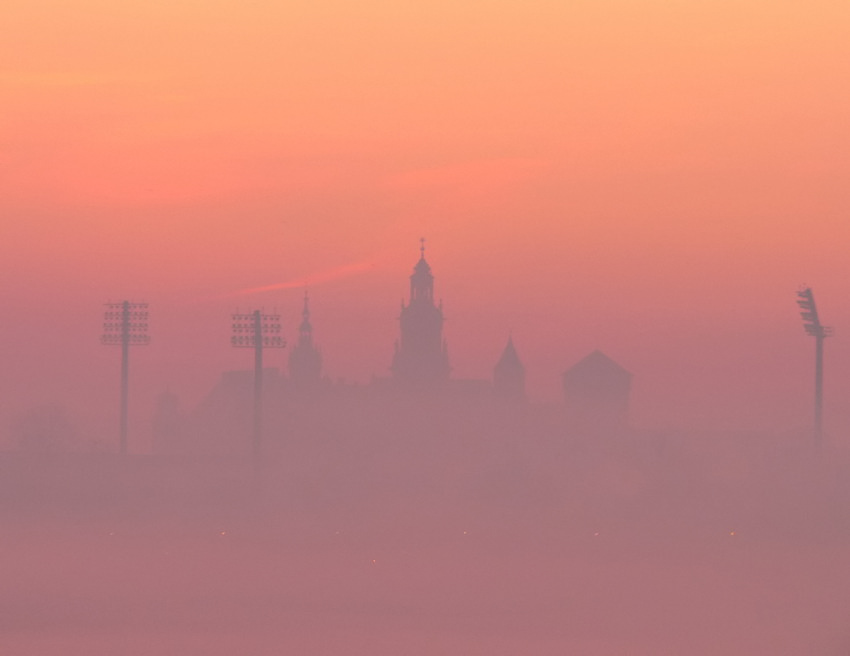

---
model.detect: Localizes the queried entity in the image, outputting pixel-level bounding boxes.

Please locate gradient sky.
[2,0,850,446]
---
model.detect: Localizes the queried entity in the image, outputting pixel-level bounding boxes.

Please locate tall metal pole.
[253,309,263,470]
[814,333,824,447]
[232,309,285,475]
[796,287,831,449]
[120,301,130,456]
[102,300,149,455]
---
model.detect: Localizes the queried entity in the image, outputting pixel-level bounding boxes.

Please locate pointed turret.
[493,336,526,402]
[298,292,313,342]
[288,291,323,391]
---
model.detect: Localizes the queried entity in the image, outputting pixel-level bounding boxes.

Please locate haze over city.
[1,0,849,654]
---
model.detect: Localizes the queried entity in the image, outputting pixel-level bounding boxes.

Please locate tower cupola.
[410,238,434,303]
[391,239,450,389]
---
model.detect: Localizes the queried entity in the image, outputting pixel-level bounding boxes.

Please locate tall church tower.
[288,292,323,390]
[391,240,450,389]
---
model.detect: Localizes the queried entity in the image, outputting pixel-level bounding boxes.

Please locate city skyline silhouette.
[0,238,842,452]
[3,0,850,652]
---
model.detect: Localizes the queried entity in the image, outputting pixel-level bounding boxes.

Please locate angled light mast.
[101,301,150,455]
[796,287,832,447]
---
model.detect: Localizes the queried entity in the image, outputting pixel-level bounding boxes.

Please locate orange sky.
[2,0,850,444]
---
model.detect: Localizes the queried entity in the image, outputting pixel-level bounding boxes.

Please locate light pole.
[231,310,285,472]
[101,301,150,455]
[796,287,832,447]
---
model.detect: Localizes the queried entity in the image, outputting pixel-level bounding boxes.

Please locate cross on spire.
[420,237,426,259]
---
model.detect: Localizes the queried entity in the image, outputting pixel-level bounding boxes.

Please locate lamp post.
[796,287,832,448]
[101,301,150,455]
[231,310,285,472]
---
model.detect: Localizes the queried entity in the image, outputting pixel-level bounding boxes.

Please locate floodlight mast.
[796,287,832,447]
[231,309,285,473]
[101,301,150,455]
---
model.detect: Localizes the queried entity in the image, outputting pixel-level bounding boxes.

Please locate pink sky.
[2,0,850,443]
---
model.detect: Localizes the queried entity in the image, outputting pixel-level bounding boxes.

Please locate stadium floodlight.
[796,287,832,447]
[101,301,150,455]
[231,310,285,471]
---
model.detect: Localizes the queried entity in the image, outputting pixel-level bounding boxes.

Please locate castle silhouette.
[157,242,631,455]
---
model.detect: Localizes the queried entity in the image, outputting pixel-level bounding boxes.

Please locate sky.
[2,0,850,443]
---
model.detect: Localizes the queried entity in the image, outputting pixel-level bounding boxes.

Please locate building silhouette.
[192,368,284,455]
[391,240,450,390]
[288,292,323,391]
[562,350,631,431]
[493,336,526,402]
[184,243,639,459]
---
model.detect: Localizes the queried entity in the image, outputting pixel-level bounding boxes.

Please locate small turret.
[493,336,526,402]
[288,291,323,390]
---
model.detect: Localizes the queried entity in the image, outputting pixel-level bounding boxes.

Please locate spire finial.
[420,237,426,259]
[302,289,310,319]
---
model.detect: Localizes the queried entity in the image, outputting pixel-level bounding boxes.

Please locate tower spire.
[289,290,322,389]
[494,335,526,402]
[392,239,449,388]
[299,289,312,339]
